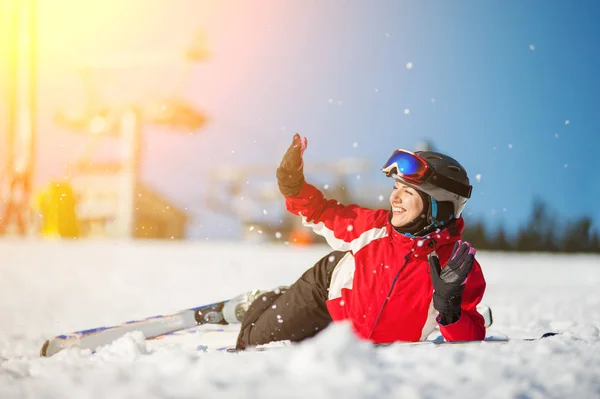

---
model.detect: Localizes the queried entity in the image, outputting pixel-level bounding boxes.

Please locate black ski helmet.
[383,150,472,225]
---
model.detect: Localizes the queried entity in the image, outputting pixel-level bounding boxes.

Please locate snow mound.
[280,323,392,398]
[95,331,150,360]
[294,323,376,362]
[288,321,377,371]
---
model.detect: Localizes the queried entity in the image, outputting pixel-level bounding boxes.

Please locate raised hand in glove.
[429,240,476,325]
[276,134,307,197]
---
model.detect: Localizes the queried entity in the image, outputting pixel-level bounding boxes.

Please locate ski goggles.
[381,149,472,198]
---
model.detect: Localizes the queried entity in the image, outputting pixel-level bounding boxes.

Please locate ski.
[40,301,229,357]
[40,299,499,357]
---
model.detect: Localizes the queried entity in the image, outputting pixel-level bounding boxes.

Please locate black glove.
[276,134,307,197]
[429,240,476,325]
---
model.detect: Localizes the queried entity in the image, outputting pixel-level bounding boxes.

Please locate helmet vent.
[446,165,462,173]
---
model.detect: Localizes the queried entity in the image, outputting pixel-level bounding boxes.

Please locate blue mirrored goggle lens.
[383,151,427,177]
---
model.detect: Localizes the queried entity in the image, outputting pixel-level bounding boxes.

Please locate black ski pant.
[236,250,347,350]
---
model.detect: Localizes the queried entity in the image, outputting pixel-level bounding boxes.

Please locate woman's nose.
[392,190,402,202]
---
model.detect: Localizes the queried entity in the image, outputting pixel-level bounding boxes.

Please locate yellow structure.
[35,181,80,238]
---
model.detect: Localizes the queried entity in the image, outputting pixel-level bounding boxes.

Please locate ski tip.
[40,340,50,357]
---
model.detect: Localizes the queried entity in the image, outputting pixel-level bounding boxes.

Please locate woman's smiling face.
[389,181,424,227]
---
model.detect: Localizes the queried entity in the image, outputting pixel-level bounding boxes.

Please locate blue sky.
[33,0,600,239]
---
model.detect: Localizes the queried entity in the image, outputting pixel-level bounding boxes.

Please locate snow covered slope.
[1,239,599,398]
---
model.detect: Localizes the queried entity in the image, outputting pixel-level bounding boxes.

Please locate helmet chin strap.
[400,198,455,238]
[429,198,442,226]
[407,200,439,237]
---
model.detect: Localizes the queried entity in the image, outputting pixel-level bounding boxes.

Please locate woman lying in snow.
[232,134,486,350]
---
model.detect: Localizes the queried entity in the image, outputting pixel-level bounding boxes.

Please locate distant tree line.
[462,200,600,253]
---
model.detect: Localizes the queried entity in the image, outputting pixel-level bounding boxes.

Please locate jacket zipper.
[367,252,411,340]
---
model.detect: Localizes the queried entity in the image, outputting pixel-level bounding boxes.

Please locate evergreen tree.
[516,199,551,252]
[491,224,511,251]
[590,230,600,253]
[462,219,489,249]
[561,217,593,253]
[540,218,558,252]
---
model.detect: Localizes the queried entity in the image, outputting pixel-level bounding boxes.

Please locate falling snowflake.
[356,175,361,180]
[404,108,410,115]
[328,99,333,103]
[564,164,568,168]
[328,255,336,263]
[475,174,482,182]
[323,184,329,190]
[405,62,413,70]
[353,142,359,148]
[431,98,436,103]
[565,120,570,125]
[554,134,559,138]
[249,226,255,231]
[263,209,268,215]
[508,143,513,149]
[385,33,390,38]
[378,194,384,202]
[275,232,282,239]
[347,225,354,232]
[529,44,535,51]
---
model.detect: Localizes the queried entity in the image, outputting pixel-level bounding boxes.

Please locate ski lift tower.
[0,0,37,236]
[55,33,208,238]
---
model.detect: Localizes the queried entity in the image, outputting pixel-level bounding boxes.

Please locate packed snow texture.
[1,239,599,398]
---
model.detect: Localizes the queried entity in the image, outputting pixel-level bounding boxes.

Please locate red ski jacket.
[285,183,486,343]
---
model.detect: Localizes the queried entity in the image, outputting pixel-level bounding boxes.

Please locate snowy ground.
[1,239,599,398]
